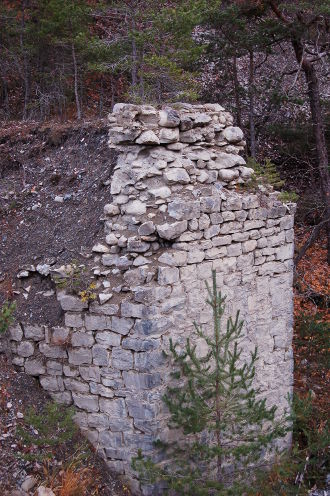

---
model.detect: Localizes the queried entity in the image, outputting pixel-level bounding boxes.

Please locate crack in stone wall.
[4,103,295,494]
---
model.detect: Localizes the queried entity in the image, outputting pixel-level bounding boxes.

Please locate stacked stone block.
[4,103,295,493]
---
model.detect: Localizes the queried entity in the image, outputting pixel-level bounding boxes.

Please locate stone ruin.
[4,103,295,493]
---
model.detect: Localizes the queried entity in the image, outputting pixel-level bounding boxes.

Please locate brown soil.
[0,119,117,325]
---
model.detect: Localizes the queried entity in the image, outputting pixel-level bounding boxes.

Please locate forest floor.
[0,119,329,494]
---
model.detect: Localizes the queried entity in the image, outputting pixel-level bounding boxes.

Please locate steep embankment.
[0,120,116,325]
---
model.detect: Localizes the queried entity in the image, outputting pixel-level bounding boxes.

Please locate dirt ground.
[0,119,117,325]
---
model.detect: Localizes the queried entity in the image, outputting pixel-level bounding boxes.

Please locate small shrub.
[246,157,298,202]
[0,301,16,334]
[18,401,78,461]
[53,261,96,301]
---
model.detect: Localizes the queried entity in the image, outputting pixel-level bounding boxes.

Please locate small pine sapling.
[133,270,290,495]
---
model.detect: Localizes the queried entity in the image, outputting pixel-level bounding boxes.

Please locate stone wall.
[4,103,295,493]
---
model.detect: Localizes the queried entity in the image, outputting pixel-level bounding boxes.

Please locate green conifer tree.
[133,270,290,495]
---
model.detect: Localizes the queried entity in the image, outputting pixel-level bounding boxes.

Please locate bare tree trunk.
[269,1,330,264]
[20,0,30,120]
[139,49,145,101]
[248,50,256,158]
[71,41,81,120]
[232,54,242,128]
[291,39,330,263]
[131,13,138,90]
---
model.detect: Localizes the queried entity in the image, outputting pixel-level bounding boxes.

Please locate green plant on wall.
[53,261,96,302]
[0,301,16,334]
[246,157,298,203]
[133,270,290,495]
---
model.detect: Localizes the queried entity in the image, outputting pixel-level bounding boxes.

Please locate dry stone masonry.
[4,103,295,493]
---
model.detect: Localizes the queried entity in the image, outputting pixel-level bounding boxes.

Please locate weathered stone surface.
[157,220,187,240]
[24,325,44,341]
[136,130,160,145]
[68,348,92,366]
[159,127,180,143]
[58,295,88,312]
[111,317,134,335]
[223,126,244,143]
[9,324,23,341]
[85,315,112,331]
[159,108,180,127]
[164,168,190,184]
[17,341,34,357]
[72,393,99,412]
[168,200,200,221]
[112,348,133,370]
[25,358,46,375]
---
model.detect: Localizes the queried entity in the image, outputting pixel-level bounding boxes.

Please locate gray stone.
[158,251,187,266]
[79,366,101,382]
[136,130,160,145]
[218,168,239,182]
[90,383,114,398]
[164,168,190,184]
[222,126,244,143]
[111,316,134,335]
[65,312,83,328]
[124,200,146,215]
[127,237,150,253]
[24,324,44,341]
[85,315,112,331]
[71,331,94,347]
[149,186,171,199]
[9,324,23,341]
[68,348,92,366]
[204,225,220,239]
[158,266,179,285]
[99,397,126,417]
[242,240,257,253]
[133,317,172,336]
[89,302,119,315]
[58,294,88,312]
[92,345,110,366]
[104,203,120,216]
[72,393,99,412]
[95,331,121,347]
[64,378,89,393]
[138,222,155,236]
[159,108,180,127]
[157,220,187,240]
[168,200,200,221]
[112,348,133,370]
[17,341,34,357]
[122,338,160,352]
[40,376,60,392]
[25,358,46,376]
[39,343,67,358]
[200,196,221,213]
[159,127,179,143]
[51,326,70,344]
[123,371,162,390]
[134,351,165,371]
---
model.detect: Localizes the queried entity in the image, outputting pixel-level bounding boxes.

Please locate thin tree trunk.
[20,0,30,120]
[232,55,242,128]
[131,12,138,89]
[248,50,256,158]
[139,49,145,101]
[71,41,81,120]
[213,277,222,483]
[292,39,330,264]
[294,218,329,267]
